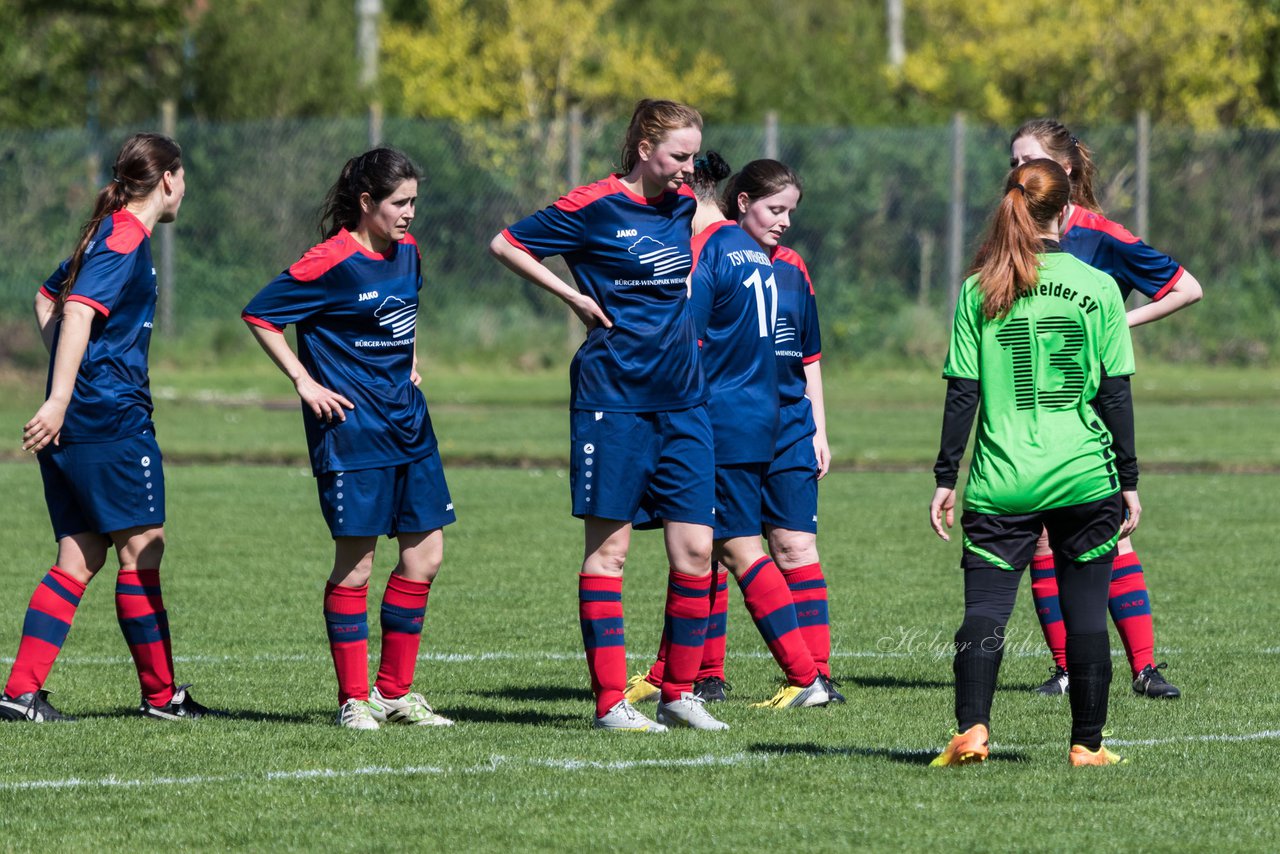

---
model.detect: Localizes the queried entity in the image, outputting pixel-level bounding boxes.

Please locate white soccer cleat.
[656,691,730,731]
[368,686,454,727]
[337,698,380,730]
[593,699,668,733]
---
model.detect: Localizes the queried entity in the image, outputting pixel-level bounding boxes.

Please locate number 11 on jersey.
[743,269,778,338]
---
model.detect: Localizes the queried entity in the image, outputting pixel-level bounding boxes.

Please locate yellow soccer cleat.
[929,724,990,767]
[624,673,661,704]
[750,677,829,709]
[1069,744,1127,766]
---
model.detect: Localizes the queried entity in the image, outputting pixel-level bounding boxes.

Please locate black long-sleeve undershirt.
[932,373,1139,491]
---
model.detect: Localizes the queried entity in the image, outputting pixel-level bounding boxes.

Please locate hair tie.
[693,156,708,172]
[1012,183,1026,195]
[1069,135,1079,147]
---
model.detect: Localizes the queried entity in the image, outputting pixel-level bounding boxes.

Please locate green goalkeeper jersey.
[943,251,1135,515]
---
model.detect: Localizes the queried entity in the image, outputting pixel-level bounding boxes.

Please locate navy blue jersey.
[689,221,780,465]
[770,246,822,407]
[501,176,705,413]
[39,210,157,443]
[1060,207,1184,302]
[242,229,437,475]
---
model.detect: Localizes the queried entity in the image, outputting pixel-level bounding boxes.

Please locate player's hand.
[295,375,355,423]
[1120,489,1142,537]
[410,366,422,387]
[929,487,956,541]
[813,432,831,480]
[568,293,612,331]
[22,399,68,452]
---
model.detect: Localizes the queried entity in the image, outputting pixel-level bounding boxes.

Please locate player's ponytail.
[59,132,182,312]
[1011,118,1103,214]
[689,151,731,206]
[723,159,803,221]
[619,99,703,176]
[971,159,1071,319]
[319,147,422,240]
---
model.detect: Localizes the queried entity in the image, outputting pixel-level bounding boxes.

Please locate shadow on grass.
[846,674,953,691]
[748,741,1032,766]
[469,685,593,703]
[447,707,583,728]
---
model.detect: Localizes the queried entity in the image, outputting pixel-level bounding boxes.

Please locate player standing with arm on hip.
[626,157,830,710]
[929,159,1138,767]
[1010,119,1201,700]
[243,148,455,730]
[489,99,725,733]
[2,133,218,723]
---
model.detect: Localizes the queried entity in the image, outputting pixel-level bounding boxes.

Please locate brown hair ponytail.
[59,133,182,311]
[971,159,1071,319]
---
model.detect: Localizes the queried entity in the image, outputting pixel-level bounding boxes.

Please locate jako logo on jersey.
[358,291,379,301]
[374,296,417,338]
[628,236,690,276]
[615,228,638,238]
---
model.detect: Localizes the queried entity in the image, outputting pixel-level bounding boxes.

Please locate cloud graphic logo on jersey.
[375,296,417,338]
[628,236,690,276]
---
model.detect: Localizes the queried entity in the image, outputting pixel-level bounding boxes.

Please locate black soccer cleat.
[692,676,732,703]
[1035,665,1070,696]
[0,689,76,723]
[820,674,847,704]
[139,684,222,720]
[1132,662,1181,699]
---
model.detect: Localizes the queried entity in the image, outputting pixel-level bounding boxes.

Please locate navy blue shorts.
[38,430,165,540]
[714,462,768,540]
[762,406,819,534]
[317,450,456,538]
[571,406,714,527]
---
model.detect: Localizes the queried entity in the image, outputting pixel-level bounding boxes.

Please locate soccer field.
[1,457,1277,850]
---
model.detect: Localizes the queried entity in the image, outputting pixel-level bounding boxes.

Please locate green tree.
[898,0,1280,129]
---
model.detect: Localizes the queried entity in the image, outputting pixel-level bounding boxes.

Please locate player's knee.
[583,549,627,576]
[668,542,712,576]
[768,531,818,568]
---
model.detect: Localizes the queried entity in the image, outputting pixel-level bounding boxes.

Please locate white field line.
[0,752,761,792]
[0,647,1189,667]
[4,731,1280,793]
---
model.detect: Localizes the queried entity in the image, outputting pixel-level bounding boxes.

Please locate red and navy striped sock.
[4,566,86,698]
[738,557,819,687]
[696,568,729,681]
[374,574,430,700]
[116,568,175,708]
[782,562,830,677]
[1108,552,1155,676]
[324,582,369,704]
[660,570,712,702]
[579,574,626,717]
[1030,555,1068,669]
[645,632,667,687]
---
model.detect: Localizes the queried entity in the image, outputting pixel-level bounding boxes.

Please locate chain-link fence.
[3,117,1278,369]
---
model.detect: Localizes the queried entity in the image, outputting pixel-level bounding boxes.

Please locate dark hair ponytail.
[319,147,422,240]
[689,150,731,204]
[970,159,1072,319]
[723,159,803,221]
[59,132,181,311]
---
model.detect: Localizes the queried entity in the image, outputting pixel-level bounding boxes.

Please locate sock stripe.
[665,614,710,647]
[754,605,801,644]
[20,610,74,648]
[380,602,426,634]
[704,611,727,639]
[786,578,828,592]
[115,582,163,597]
[578,589,622,603]
[41,575,84,606]
[1035,595,1064,626]
[1111,563,1144,581]
[667,580,706,600]
[325,611,369,643]
[739,556,770,590]
[1110,593,1151,618]
[794,601,828,627]
[1029,567,1056,581]
[580,616,626,649]
[117,613,172,646]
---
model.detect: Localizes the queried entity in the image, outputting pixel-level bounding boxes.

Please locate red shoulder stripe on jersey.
[241,313,284,334]
[104,209,150,254]
[772,245,815,293]
[38,285,56,302]
[401,232,418,246]
[553,178,624,213]
[691,220,731,268]
[289,230,374,282]
[1065,208,1140,245]
[66,294,110,317]
[676,184,697,200]
[501,228,541,261]
[1151,266,1185,301]
[802,352,822,364]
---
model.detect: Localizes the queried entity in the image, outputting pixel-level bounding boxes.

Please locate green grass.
[0,461,1277,850]
[3,363,1279,469]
